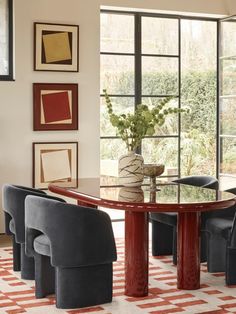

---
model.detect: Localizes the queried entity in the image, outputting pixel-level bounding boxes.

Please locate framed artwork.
[34,22,79,72]
[33,142,78,189]
[33,83,78,131]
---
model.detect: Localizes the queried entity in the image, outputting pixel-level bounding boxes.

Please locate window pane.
[141,97,179,135]
[100,55,134,94]
[220,137,236,175]
[181,19,217,177]
[0,0,9,75]
[221,18,236,57]
[100,96,134,136]
[100,139,127,186]
[221,59,236,95]
[220,97,236,135]
[181,20,217,72]
[181,130,216,176]
[142,137,178,176]
[101,13,134,53]
[142,57,178,95]
[142,17,178,55]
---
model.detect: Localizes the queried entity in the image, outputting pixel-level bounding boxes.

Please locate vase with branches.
[103,89,189,186]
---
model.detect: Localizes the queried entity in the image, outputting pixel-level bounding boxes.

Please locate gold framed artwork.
[33,142,78,189]
[33,83,78,131]
[34,22,79,72]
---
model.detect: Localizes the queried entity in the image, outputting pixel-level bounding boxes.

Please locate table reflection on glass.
[49,179,236,297]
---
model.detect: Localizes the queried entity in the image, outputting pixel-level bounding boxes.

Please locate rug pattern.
[0,239,236,313]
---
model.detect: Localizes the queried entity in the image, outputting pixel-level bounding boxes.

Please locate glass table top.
[69,178,235,205]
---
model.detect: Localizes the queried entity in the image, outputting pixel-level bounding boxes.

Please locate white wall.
[225,0,236,14]
[0,0,229,232]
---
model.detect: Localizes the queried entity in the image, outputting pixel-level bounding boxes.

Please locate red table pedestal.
[177,211,200,290]
[125,211,149,297]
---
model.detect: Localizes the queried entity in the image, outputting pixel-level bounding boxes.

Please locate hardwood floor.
[0,234,11,247]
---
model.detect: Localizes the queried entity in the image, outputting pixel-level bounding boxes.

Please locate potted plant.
[103,89,189,186]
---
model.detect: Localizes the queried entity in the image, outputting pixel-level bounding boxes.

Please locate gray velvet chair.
[150,175,219,264]
[205,187,236,275]
[25,195,117,309]
[2,184,64,279]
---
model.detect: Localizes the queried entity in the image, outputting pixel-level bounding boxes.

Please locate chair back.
[173,175,219,190]
[25,195,117,267]
[2,184,63,243]
[203,186,236,227]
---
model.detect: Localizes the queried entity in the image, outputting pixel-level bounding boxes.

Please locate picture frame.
[33,142,78,189]
[34,22,79,72]
[33,83,78,131]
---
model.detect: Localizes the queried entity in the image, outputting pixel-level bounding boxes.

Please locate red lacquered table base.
[125,211,148,296]
[124,211,201,296]
[177,212,200,290]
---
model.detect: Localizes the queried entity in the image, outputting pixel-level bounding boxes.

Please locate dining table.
[48,178,236,297]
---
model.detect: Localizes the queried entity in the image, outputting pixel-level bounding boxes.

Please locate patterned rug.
[1,239,236,314]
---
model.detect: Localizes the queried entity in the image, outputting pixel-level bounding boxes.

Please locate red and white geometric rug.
[0,238,236,314]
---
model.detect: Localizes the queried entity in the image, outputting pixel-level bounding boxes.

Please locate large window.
[0,0,13,80]
[100,11,217,187]
[219,16,236,189]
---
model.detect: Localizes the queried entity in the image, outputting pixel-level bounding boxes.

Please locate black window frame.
[0,0,14,81]
[100,9,219,186]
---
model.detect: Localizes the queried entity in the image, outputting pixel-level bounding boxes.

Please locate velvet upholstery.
[2,184,64,279]
[25,195,117,309]
[173,175,219,189]
[205,187,236,275]
[150,175,219,264]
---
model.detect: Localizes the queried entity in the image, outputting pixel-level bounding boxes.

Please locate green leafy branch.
[103,89,189,152]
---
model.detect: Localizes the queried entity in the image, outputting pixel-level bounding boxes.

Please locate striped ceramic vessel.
[118,187,144,202]
[118,151,144,187]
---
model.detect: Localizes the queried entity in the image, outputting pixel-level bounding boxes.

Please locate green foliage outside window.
[101,70,218,176]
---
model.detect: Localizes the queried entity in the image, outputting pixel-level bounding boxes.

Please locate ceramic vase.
[118,187,144,202]
[118,151,144,187]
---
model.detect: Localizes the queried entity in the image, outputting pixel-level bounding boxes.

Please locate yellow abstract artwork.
[42,32,71,63]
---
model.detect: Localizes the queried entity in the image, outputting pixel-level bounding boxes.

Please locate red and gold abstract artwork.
[33,83,78,131]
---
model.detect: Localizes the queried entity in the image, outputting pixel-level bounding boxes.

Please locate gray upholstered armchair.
[205,187,236,276]
[150,175,219,264]
[25,195,117,309]
[2,184,64,279]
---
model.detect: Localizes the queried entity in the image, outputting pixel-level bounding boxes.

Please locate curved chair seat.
[33,235,51,257]
[9,219,15,233]
[150,175,219,264]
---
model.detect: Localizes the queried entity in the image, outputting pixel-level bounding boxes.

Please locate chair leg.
[56,263,113,309]
[12,235,21,271]
[200,231,207,263]
[20,243,35,280]
[34,253,55,298]
[207,233,227,273]
[152,220,173,256]
[226,246,236,285]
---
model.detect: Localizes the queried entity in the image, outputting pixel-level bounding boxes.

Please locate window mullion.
[135,13,142,154]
